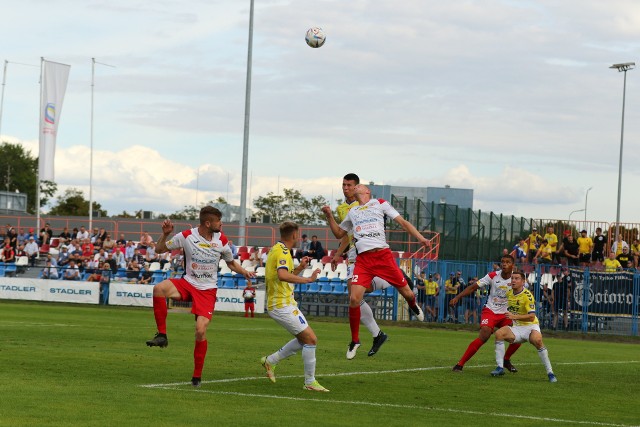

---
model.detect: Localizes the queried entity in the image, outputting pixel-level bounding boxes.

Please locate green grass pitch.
[1,301,639,427]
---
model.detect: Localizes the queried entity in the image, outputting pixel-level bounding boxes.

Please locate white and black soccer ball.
[305,27,326,48]
[244,291,254,299]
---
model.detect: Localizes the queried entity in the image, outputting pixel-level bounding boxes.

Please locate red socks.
[349,306,361,343]
[458,338,485,366]
[407,295,418,308]
[153,297,167,334]
[193,339,208,378]
[505,343,521,360]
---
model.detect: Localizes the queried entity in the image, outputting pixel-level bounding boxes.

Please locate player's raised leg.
[146,279,182,348]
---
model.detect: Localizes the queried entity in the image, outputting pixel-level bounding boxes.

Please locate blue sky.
[1,0,639,224]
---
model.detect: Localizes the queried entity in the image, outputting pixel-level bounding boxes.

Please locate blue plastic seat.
[306,282,320,295]
[331,282,347,295]
[220,277,235,289]
[318,282,333,295]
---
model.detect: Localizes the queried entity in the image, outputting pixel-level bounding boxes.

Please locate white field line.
[140,360,640,426]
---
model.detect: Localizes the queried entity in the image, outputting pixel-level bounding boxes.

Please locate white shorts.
[509,324,541,344]
[268,305,309,336]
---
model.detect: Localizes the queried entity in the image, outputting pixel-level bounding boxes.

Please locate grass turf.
[1,301,639,427]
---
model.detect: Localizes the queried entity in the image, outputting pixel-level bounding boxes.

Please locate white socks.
[302,344,316,384]
[267,338,303,365]
[538,347,553,374]
[360,300,381,337]
[495,340,505,368]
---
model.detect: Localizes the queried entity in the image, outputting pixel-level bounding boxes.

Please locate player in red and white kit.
[146,206,255,387]
[323,184,429,354]
[449,254,521,373]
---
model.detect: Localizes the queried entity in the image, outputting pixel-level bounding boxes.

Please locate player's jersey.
[165,228,233,290]
[507,288,539,326]
[577,236,593,253]
[336,200,359,261]
[339,198,399,254]
[477,270,512,314]
[265,242,297,310]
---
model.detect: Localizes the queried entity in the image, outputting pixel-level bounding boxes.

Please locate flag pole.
[36,57,43,237]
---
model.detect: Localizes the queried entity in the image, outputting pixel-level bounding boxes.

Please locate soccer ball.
[305,27,326,48]
[244,291,254,299]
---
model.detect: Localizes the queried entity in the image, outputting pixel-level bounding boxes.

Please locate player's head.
[342,173,360,200]
[279,221,299,242]
[354,184,371,203]
[200,206,223,233]
[510,270,526,290]
[500,254,515,273]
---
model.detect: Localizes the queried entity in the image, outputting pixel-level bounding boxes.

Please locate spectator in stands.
[296,234,311,260]
[100,262,113,285]
[39,223,53,246]
[461,277,479,324]
[158,250,171,269]
[576,230,593,267]
[592,227,606,263]
[97,228,108,244]
[562,234,579,266]
[125,240,136,261]
[631,239,640,269]
[145,242,159,264]
[126,259,141,281]
[6,224,18,249]
[139,231,153,249]
[138,268,153,284]
[17,228,26,246]
[444,273,460,322]
[554,268,572,329]
[70,227,79,240]
[58,227,72,244]
[58,247,70,267]
[77,226,89,241]
[95,248,107,262]
[41,260,59,279]
[424,273,439,321]
[415,272,426,311]
[611,233,629,256]
[46,253,58,267]
[260,249,268,266]
[536,239,553,264]
[527,227,542,263]
[102,234,116,252]
[556,230,571,266]
[616,246,632,269]
[2,238,15,263]
[171,250,184,271]
[87,265,104,282]
[308,235,325,261]
[90,227,100,243]
[63,260,80,280]
[81,238,95,261]
[248,248,262,268]
[113,248,126,270]
[132,248,145,266]
[603,252,622,272]
[24,236,39,267]
[544,226,559,264]
[228,240,238,259]
[513,238,528,264]
[116,233,127,246]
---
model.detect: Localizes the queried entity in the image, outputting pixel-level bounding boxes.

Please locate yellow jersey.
[603,258,622,273]
[632,243,640,255]
[528,233,541,249]
[336,200,359,258]
[425,280,439,295]
[265,242,296,310]
[544,233,558,252]
[444,279,458,295]
[577,236,593,254]
[507,288,539,326]
[538,243,553,261]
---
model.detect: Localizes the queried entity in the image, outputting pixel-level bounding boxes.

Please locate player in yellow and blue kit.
[492,271,557,382]
[260,221,328,392]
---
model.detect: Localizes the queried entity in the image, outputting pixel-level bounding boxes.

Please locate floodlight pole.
[610,62,634,241]
[584,186,593,223]
[569,209,585,222]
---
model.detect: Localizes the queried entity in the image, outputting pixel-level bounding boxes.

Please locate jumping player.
[449,254,521,373]
[322,184,428,356]
[491,271,557,382]
[145,206,255,387]
[332,173,389,359]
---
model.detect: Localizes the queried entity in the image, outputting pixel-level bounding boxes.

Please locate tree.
[48,188,107,217]
[253,188,328,225]
[0,142,58,213]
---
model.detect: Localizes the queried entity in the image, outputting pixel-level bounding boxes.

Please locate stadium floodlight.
[610,62,634,241]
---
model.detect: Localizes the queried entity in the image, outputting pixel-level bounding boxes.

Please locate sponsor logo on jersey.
[279,260,287,265]
[198,242,211,248]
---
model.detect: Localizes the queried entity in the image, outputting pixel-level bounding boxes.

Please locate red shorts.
[244,301,255,311]
[479,307,512,330]
[352,249,406,289]
[170,278,217,320]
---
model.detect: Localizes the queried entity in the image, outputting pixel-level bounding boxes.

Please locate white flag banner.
[39,60,70,182]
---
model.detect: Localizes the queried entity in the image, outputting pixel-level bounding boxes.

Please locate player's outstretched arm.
[227,260,257,279]
[322,206,347,240]
[450,283,479,306]
[394,216,430,248]
[155,220,174,253]
[278,267,321,284]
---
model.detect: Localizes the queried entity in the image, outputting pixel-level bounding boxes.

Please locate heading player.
[260,221,328,392]
[323,184,428,355]
[449,254,521,373]
[491,271,557,382]
[146,206,255,387]
[332,173,388,359]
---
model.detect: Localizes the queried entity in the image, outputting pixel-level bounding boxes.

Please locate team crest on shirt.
[292,310,299,316]
[279,260,287,265]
